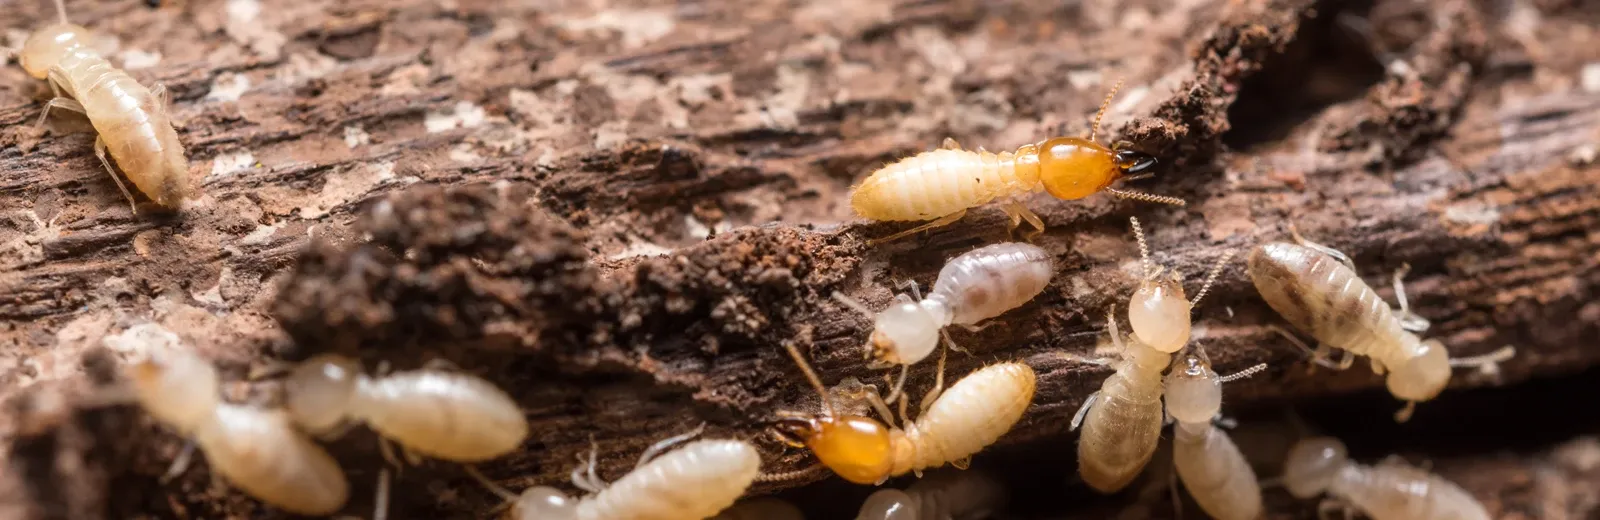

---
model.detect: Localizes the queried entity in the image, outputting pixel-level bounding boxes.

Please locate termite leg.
[1394,401,1418,423]
[883,364,908,408]
[1168,455,1184,520]
[867,209,968,246]
[35,97,86,128]
[918,347,949,416]
[957,320,999,334]
[951,456,972,470]
[464,465,519,502]
[159,441,196,483]
[1070,392,1100,431]
[93,137,141,214]
[1287,224,1356,271]
[1390,263,1431,332]
[832,292,874,319]
[377,437,405,472]
[893,279,924,300]
[940,329,970,355]
[373,467,391,520]
[151,83,171,109]
[1212,415,1238,430]
[1266,325,1349,372]
[635,423,707,468]
[941,137,963,150]
[1000,200,1046,242]
[1316,498,1358,520]
[570,435,606,494]
[1449,345,1516,377]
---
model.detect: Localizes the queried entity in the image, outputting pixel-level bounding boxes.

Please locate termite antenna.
[755,463,823,482]
[463,465,518,502]
[1189,248,1237,308]
[832,292,874,318]
[1105,187,1188,207]
[53,0,69,25]
[1130,217,1151,280]
[1449,346,1516,369]
[1217,363,1268,383]
[1090,77,1125,142]
[782,342,835,417]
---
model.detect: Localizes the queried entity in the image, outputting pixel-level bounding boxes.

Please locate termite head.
[19,24,93,79]
[1033,137,1120,200]
[1129,269,1191,353]
[773,414,893,485]
[870,300,944,365]
[1385,339,1450,402]
[1162,352,1221,424]
[858,488,919,520]
[284,354,363,435]
[512,486,575,519]
[125,348,219,432]
[1283,436,1349,498]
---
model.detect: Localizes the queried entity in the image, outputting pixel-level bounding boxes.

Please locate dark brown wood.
[1,0,1597,518]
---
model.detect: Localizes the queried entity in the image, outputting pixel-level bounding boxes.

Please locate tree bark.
[0,0,1597,518]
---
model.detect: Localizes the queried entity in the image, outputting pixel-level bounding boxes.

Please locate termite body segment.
[855,469,1007,520]
[776,342,1037,485]
[506,439,762,520]
[17,0,191,212]
[1164,352,1266,520]
[1247,239,1513,421]
[842,242,1053,368]
[285,354,528,462]
[126,349,349,515]
[1283,437,1490,520]
[1075,217,1233,493]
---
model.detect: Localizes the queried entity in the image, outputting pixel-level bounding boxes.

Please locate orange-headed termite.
[1072,217,1233,493]
[469,428,763,520]
[125,348,349,516]
[773,341,1036,485]
[1283,436,1491,520]
[847,81,1181,243]
[834,241,1052,407]
[12,0,191,213]
[1247,229,1515,421]
[283,354,529,463]
[1163,347,1268,520]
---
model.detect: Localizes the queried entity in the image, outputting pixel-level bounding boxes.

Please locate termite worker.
[1283,436,1491,520]
[855,468,1007,520]
[773,342,1036,486]
[1073,217,1233,493]
[835,241,1052,406]
[283,354,528,463]
[125,348,349,516]
[12,0,191,213]
[1246,230,1515,421]
[471,429,763,520]
[847,81,1182,244]
[1164,348,1267,520]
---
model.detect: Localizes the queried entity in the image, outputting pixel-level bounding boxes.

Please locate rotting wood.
[0,0,1596,518]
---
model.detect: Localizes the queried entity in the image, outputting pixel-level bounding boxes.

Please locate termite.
[834,241,1052,406]
[283,354,529,463]
[124,348,349,516]
[855,468,1007,520]
[1163,347,1268,520]
[847,81,1182,244]
[1071,217,1233,493]
[1246,229,1516,421]
[711,497,805,520]
[772,341,1037,485]
[10,0,190,213]
[469,428,763,520]
[1283,436,1491,520]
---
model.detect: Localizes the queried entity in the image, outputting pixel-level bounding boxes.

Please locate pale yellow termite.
[470,428,763,520]
[124,348,349,516]
[773,342,1037,485]
[854,468,1007,520]
[847,82,1183,243]
[11,0,191,213]
[1283,436,1491,520]
[283,354,529,463]
[1071,217,1233,493]
[834,241,1052,407]
[711,497,806,520]
[1247,230,1515,421]
[1163,348,1267,520]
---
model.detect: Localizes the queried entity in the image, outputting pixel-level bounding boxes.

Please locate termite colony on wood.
[8,2,1521,518]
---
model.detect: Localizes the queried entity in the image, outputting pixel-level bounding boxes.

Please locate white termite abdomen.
[891,362,1036,475]
[855,469,1006,520]
[517,439,761,520]
[1332,462,1491,520]
[850,149,1040,221]
[1172,423,1262,520]
[195,404,351,516]
[1077,341,1169,493]
[353,370,529,462]
[1247,242,1414,363]
[929,242,1053,326]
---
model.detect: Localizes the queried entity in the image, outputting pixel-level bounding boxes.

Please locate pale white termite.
[774,342,1037,485]
[835,241,1052,405]
[283,354,529,463]
[1072,217,1233,493]
[470,429,763,520]
[1163,348,1268,520]
[711,497,806,520]
[848,82,1182,243]
[1247,230,1515,421]
[124,348,349,516]
[854,469,1007,520]
[12,0,191,213]
[1283,436,1491,520]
